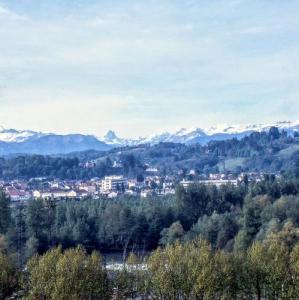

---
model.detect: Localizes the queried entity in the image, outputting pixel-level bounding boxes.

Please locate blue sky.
[0,0,298,137]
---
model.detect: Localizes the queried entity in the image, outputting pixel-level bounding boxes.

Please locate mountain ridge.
[100,120,299,146]
[0,120,298,155]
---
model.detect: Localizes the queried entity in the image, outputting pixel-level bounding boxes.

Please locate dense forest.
[0,127,298,180]
[3,239,299,299]
[1,176,299,298]
[1,176,298,258]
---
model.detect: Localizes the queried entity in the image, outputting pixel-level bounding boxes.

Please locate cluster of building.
[1,171,269,203]
[1,175,175,203]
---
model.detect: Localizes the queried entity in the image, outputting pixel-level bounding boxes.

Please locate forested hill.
[0,126,298,180]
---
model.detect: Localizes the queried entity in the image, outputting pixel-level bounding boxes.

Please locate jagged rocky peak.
[104,130,118,141]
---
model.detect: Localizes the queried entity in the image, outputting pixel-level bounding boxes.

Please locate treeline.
[0,155,103,180]
[2,238,299,299]
[0,153,143,180]
[0,177,299,297]
[0,127,298,180]
[1,177,299,263]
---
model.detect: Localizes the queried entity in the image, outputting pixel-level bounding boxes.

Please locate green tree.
[159,221,185,246]
[25,199,48,252]
[26,246,111,299]
[0,188,11,234]
[25,236,39,260]
[246,242,268,300]
[0,252,18,299]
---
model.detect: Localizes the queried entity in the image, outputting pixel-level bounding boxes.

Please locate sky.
[0,0,298,138]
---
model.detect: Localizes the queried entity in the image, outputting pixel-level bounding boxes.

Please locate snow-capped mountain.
[101,130,123,145]
[0,128,46,143]
[101,128,207,146]
[0,127,111,155]
[0,120,298,155]
[101,120,299,146]
[204,121,299,135]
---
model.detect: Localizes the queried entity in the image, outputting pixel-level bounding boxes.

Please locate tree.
[26,246,111,299]
[208,251,248,300]
[269,126,280,140]
[264,240,291,300]
[25,199,48,253]
[246,240,291,300]
[0,188,11,234]
[147,239,213,299]
[0,252,18,299]
[25,236,39,260]
[159,221,185,246]
[290,244,299,298]
[246,242,268,300]
[114,253,144,299]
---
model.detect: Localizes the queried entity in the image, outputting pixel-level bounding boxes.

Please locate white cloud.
[0,1,298,135]
[0,87,138,135]
[0,5,27,21]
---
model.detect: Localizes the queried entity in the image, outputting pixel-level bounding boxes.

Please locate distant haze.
[0,0,298,138]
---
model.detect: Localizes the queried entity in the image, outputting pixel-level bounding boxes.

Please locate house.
[180,179,195,189]
[79,183,97,193]
[189,169,197,176]
[146,167,158,173]
[33,189,79,200]
[75,190,89,199]
[67,190,78,198]
[108,191,119,198]
[41,192,52,199]
[140,190,153,198]
[163,182,173,189]
[199,179,238,187]
[113,161,123,168]
[6,187,31,202]
[124,190,138,196]
[161,188,175,195]
[33,190,42,198]
[85,161,96,168]
[51,189,70,199]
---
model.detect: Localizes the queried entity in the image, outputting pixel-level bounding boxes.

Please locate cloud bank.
[0,0,298,137]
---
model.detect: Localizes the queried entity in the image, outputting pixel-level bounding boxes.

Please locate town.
[2,169,268,203]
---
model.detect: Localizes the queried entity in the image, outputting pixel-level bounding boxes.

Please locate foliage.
[0,251,19,299]
[0,189,11,234]
[25,246,111,299]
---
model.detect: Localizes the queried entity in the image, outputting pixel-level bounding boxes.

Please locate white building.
[163,182,173,189]
[146,167,158,173]
[6,187,31,202]
[33,189,79,199]
[140,190,153,198]
[189,169,197,176]
[180,179,238,189]
[101,176,128,191]
[79,183,97,193]
[108,191,119,198]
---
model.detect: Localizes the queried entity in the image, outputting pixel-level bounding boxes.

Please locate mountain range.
[0,121,298,155]
[101,121,299,146]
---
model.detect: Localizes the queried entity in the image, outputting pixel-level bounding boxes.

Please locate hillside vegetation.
[0,127,298,180]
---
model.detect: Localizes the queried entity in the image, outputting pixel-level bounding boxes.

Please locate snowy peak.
[0,120,298,154]
[0,127,46,143]
[99,120,299,146]
[102,130,121,144]
[101,130,131,146]
[204,121,299,136]
[104,130,118,141]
